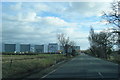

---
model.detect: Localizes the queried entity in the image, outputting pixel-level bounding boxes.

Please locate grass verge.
[2,54,73,79]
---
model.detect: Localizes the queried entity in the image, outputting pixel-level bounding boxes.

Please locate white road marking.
[41,60,66,78]
[41,69,57,78]
[98,72,104,78]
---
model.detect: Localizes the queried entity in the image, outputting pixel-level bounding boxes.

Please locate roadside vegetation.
[2,53,74,79]
[84,1,120,64]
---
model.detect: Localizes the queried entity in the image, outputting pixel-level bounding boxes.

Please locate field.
[2,54,72,78]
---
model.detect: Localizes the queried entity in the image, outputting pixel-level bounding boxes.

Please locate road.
[42,53,120,80]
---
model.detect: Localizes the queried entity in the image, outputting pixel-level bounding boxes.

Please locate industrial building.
[4,44,16,52]
[60,46,72,53]
[60,46,80,53]
[34,45,44,53]
[20,44,30,53]
[74,46,81,53]
[2,43,80,53]
[48,43,58,53]
[74,46,80,50]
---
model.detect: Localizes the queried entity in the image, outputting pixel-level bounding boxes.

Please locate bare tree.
[102,1,120,53]
[57,33,70,56]
[69,41,76,56]
[103,1,120,28]
[88,27,99,57]
[69,41,76,49]
[88,27,112,59]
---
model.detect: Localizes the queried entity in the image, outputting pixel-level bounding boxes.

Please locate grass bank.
[108,52,120,64]
[82,50,120,64]
[2,54,73,79]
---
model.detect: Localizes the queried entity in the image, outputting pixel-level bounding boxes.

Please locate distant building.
[2,43,5,52]
[16,43,20,52]
[44,44,48,53]
[30,44,35,52]
[60,46,64,52]
[48,43,58,53]
[4,44,16,52]
[60,46,72,53]
[60,46,80,53]
[34,45,44,53]
[74,46,80,52]
[20,44,30,52]
[74,46,80,50]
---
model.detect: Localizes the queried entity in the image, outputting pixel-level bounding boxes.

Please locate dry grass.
[2,54,70,78]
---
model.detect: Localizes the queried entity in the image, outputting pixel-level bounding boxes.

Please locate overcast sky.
[2,2,112,50]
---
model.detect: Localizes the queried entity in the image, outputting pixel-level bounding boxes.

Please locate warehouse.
[20,44,30,53]
[4,44,16,52]
[34,45,44,53]
[48,43,58,53]
[60,46,80,53]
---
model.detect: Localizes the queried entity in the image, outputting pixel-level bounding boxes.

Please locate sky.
[2,2,113,50]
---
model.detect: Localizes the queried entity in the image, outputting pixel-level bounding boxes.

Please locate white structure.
[16,43,20,52]
[44,44,48,53]
[2,43,5,52]
[48,43,58,53]
[0,42,2,52]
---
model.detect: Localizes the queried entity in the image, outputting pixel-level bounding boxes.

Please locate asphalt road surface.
[42,53,120,80]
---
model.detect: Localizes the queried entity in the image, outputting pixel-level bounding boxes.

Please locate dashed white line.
[98,72,104,78]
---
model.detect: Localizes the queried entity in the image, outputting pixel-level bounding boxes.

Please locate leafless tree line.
[88,1,120,59]
[57,33,77,56]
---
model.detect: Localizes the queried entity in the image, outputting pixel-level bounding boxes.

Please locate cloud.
[66,2,111,17]
[2,2,112,50]
[10,2,22,11]
[33,3,49,12]
[23,12,37,21]
[40,17,69,26]
[2,10,79,44]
